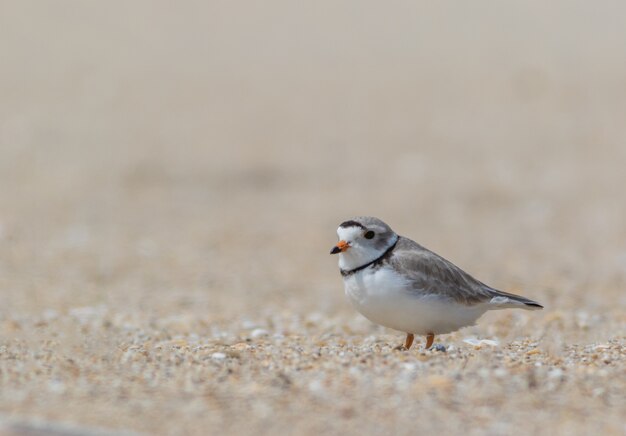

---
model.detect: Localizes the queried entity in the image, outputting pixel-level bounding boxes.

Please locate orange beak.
[330,240,350,254]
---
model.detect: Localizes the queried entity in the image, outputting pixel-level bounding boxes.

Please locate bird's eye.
[364,230,375,239]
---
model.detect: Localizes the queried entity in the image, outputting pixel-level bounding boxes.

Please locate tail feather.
[487,289,543,311]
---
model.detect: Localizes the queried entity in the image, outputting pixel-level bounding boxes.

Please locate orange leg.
[404,333,414,350]
[425,333,435,349]
[395,333,414,350]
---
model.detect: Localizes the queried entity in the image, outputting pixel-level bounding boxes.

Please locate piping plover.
[330,217,543,350]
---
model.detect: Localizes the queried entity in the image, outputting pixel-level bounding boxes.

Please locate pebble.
[463,338,499,347]
[250,328,269,338]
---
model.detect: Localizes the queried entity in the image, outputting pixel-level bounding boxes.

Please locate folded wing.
[389,237,543,310]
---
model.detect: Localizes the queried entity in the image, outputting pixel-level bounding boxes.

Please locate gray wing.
[389,237,543,309]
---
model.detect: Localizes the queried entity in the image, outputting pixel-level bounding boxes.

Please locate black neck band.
[340,237,398,277]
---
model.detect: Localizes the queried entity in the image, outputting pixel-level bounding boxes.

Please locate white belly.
[343,267,489,335]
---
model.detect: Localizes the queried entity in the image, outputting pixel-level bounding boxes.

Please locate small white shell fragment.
[308,379,324,394]
[463,338,499,347]
[211,352,227,360]
[548,368,564,379]
[403,363,417,371]
[250,328,269,338]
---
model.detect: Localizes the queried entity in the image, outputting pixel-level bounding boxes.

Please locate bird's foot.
[394,333,415,351]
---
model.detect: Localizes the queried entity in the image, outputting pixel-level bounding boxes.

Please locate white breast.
[343,266,489,335]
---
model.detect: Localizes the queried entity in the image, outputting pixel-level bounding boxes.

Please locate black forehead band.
[339,220,366,229]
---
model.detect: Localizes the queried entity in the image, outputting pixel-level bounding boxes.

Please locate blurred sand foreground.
[0,2,625,435]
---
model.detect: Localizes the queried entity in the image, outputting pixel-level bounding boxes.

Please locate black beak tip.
[330,246,341,255]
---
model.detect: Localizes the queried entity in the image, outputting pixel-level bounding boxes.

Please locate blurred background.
[2,2,625,319]
[1,2,625,433]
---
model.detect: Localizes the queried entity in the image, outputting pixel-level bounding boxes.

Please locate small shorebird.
[330,217,543,350]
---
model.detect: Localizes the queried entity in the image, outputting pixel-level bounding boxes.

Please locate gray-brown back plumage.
[385,236,543,308]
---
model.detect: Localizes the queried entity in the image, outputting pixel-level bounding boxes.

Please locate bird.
[330,216,543,350]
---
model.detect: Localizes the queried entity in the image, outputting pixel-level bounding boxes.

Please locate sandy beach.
[1,2,625,435]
